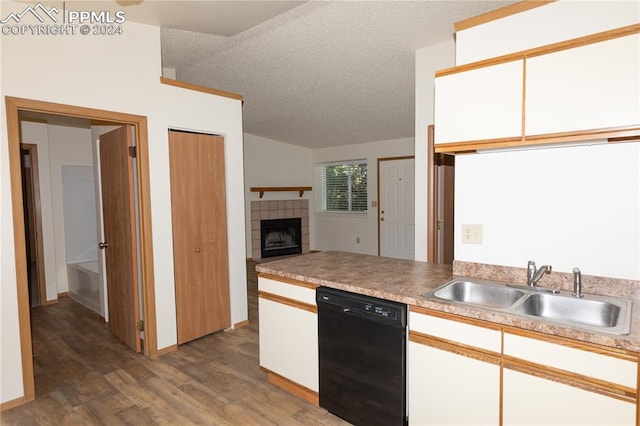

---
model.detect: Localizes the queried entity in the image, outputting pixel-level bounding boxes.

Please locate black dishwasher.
[316,287,407,426]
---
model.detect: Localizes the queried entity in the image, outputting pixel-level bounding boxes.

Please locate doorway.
[20,143,47,308]
[427,125,455,264]
[378,156,415,260]
[6,97,158,404]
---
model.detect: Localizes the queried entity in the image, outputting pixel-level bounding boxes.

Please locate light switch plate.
[462,224,483,244]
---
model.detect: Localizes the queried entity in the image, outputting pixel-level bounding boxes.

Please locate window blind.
[316,160,367,212]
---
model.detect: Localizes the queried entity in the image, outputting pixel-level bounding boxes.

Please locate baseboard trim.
[234,320,250,329]
[1,395,26,412]
[261,367,319,406]
[155,344,178,356]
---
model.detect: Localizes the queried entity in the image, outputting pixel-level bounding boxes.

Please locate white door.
[379,158,415,260]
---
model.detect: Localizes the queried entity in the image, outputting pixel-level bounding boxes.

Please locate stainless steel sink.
[513,292,632,334]
[427,277,634,335]
[432,278,526,309]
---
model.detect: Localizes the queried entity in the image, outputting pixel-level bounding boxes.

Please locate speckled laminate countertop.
[255,251,640,353]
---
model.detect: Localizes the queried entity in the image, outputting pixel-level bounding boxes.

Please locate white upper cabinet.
[456,2,640,65]
[525,34,640,137]
[434,59,523,145]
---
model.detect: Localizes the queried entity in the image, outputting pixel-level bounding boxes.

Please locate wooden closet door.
[169,130,230,345]
[198,133,230,334]
[169,131,206,344]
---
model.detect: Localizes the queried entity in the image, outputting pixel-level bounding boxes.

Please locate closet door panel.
[169,132,206,344]
[199,134,230,334]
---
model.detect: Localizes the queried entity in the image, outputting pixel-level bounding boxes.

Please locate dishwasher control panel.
[317,287,406,327]
[364,303,397,320]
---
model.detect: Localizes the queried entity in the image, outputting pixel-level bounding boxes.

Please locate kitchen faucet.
[572,267,583,298]
[527,260,552,287]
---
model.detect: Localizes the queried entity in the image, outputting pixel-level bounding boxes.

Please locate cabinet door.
[503,369,636,426]
[526,34,640,137]
[435,59,523,145]
[409,341,500,425]
[258,297,318,392]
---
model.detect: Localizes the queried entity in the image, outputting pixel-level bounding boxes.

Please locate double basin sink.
[428,277,633,335]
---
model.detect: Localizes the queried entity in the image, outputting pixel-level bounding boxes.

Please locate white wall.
[455,142,640,280]
[48,124,93,294]
[313,137,414,255]
[413,39,455,261]
[19,122,58,302]
[61,165,98,264]
[243,133,313,255]
[16,122,93,299]
[1,3,246,404]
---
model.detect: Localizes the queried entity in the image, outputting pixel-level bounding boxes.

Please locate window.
[316,160,367,212]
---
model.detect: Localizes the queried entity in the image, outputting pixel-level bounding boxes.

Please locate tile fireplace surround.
[251,199,309,261]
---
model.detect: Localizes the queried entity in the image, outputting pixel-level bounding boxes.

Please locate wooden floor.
[1,261,348,425]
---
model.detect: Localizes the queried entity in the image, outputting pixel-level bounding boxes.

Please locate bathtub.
[67,260,101,316]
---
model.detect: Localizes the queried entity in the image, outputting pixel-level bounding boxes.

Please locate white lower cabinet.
[503,368,636,426]
[408,309,638,426]
[408,309,501,425]
[502,331,637,426]
[258,276,318,393]
[409,341,500,425]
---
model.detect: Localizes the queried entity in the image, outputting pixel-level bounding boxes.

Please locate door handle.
[380,217,385,222]
[99,242,109,249]
[195,248,201,253]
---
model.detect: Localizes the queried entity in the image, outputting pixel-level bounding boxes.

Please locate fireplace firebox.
[260,218,302,258]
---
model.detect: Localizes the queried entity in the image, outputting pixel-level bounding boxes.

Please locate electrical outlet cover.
[462,224,483,244]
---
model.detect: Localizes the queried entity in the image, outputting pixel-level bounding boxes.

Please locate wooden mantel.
[250,187,312,199]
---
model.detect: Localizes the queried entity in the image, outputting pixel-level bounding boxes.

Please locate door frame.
[427,125,436,263]
[19,143,47,307]
[426,124,455,264]
[5,96,158,404]
[377,155,415,256]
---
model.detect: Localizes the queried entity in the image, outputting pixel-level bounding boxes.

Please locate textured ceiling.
[159,1,516,149]
[51,1,305,36]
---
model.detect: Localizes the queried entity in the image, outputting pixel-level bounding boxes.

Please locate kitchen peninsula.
[256,251,640,426]
[256,251,640,351]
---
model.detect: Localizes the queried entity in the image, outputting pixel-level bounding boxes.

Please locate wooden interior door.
[99,126,141,352]
[436,154,455,264]
[199,134,230,334]
[169,130,230,345]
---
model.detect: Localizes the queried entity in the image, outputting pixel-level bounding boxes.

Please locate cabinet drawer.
[258,277,317,305]
[409,310,501,353]
[503,332,637,389]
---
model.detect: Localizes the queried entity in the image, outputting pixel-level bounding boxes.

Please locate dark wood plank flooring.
[1,261,347,425]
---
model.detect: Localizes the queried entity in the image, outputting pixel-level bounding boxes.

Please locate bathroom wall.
[61,165,98,264]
